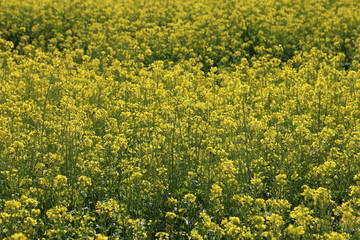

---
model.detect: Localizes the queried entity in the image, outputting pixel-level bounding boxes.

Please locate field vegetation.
[0,0,360,239]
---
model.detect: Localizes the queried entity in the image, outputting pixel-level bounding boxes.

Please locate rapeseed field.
[0,0,359,239]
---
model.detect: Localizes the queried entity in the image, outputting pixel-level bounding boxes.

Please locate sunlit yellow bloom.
[7,233,27,240]
[184,193,197,203]
[165,212,177,219]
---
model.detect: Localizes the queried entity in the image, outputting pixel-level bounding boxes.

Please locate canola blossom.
[0,0,360,239]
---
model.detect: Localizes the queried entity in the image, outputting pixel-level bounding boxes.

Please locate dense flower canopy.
[0,0,359,239]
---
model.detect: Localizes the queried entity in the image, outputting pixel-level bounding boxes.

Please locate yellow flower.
[188,171,197,178]
[78,175,92,187]
[155,232,170,240]
[46,206,73,223]
[129,172,143,181]
[251,215,266,230]
[53,175,68,188]
[21,196,38,208]
[275,174,287,185]
[167,197,178,205]
[45,229,67,238]
[233,194,254,206]
[210,183,223,198]
[96,199,120,218]
[83,136,93,147]
[7,233,27,240]
[20,178,32,186]
[30,209,41,216]
[266,213,284,229]
[250,176,263,185]
[5,200,22,211]
[165,212,177,219]
[24,217,37,226]
[323,232,350,240]
[145,49,153,56]
[184,193,197,203]
[286,224,305,236]
[229,216,241,225]
[96,234,109,240]
[190,230,203,240]
[301,185,335,206]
